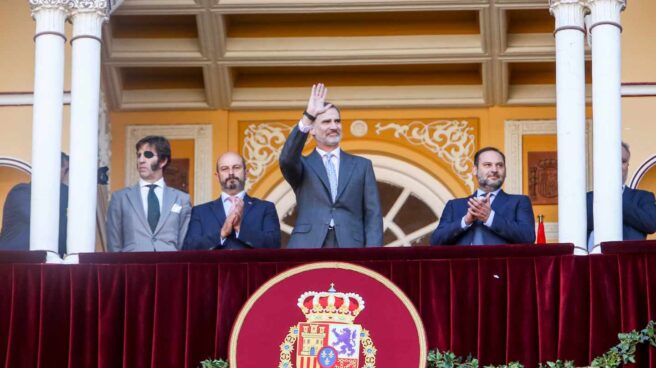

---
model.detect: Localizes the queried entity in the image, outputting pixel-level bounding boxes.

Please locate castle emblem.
[279,284,377,368]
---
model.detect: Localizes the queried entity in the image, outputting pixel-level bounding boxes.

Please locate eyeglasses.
[137,151,157,159]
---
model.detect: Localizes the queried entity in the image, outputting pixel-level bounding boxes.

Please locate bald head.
[216,152,247,195]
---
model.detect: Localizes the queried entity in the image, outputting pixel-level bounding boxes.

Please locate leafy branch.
[428,320,656,368]
[200,320,656,368]
[199,359,229,368]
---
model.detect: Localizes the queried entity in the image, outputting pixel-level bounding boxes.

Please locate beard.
[221,175,245,191]
[477,173,505,191]
[320,131,342,147]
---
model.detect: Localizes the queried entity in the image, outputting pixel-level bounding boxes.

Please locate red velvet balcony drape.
[0,244,655,367]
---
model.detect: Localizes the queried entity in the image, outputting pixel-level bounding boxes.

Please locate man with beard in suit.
[431,147,536,246]
[183,152,281,250]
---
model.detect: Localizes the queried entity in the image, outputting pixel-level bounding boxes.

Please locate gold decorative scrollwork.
[242,122,294,189]
[375,120,476,191]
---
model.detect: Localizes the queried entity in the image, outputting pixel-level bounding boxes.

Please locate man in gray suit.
[279,83,383,248]
[107,136,191,252]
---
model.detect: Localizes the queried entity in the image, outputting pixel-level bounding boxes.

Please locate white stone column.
[550,0,588,255]
[65,1,108,262]
[28,0,69,263]
[587,0,625,253]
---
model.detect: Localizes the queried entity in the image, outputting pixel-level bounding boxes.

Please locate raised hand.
[305,83,332,118]
[231,198,244,233]
[468,193,492,222]
[220,211,235,238]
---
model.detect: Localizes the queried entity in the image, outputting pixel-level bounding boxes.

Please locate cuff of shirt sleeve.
[461,216,472,229]
[484,210,495,227]
[298,119,312,133]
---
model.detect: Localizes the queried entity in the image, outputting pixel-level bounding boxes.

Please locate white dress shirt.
[139,178,165,216]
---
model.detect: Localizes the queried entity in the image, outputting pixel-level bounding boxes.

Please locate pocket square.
[171,203,182,213]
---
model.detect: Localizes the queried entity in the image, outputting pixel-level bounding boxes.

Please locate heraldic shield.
[229,262,426,368]
[279,284,377,368]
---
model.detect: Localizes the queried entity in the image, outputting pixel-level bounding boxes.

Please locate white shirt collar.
[476,188,501,198]
[316,147,341,160]
[139,177,165,188]
[221,191,245,202]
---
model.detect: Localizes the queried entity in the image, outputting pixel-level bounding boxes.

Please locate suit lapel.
[490,190,508,213]
[242,194,254,220]
[335,152,355,201]
[307,150,332,198]
[127,184,151,233]
[154,186,176,234]
[210,198,227,227]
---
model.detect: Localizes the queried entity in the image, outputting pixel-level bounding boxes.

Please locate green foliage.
[428,321,655,368]
[538,360,575,368]
[427,349,479,368]
[199,359,229,368]
[200,321,656,368]
[591,320,656,368]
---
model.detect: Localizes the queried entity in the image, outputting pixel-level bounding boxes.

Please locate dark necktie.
[147,184,160,233]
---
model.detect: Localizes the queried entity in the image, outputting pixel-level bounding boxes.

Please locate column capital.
[69,0,110,19]
[29,0,70,16]
[586,0,626,30]
[550,0,587,32]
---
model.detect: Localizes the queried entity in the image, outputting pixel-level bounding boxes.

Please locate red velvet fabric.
[0,244,655,367]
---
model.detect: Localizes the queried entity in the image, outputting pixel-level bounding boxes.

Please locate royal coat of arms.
[279,284,377,368]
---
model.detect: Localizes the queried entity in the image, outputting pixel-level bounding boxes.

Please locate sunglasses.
[137,151,157,159]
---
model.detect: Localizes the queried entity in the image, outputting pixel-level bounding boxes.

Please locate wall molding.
[0,92,71,106]
[0,157,32,174]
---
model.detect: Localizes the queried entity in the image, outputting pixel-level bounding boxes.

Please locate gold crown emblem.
[296,284,365,324]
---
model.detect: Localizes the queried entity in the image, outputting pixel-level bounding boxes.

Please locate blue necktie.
[325,153,337,202]
[147,184,160,233]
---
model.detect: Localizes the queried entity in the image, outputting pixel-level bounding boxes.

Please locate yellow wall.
[0,0,73,163]
[621,0,656,83]
[0,0,73,93]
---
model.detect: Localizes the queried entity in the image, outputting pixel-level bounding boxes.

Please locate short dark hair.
[474,147,505,166]
[621,141,630,154]
[136,135,171,169]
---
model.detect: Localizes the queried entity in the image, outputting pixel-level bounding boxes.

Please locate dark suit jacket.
[586,188,656,241]
[182,194,281,250]
[279,125,383,248]
[430,190,536,245]
[0,183,68,256]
